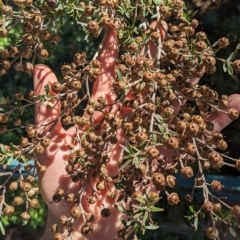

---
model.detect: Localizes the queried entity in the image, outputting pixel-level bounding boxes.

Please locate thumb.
[34,64,63,135]
[206,94,240,132]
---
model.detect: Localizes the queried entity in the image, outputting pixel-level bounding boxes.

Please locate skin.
[34,23,240,240]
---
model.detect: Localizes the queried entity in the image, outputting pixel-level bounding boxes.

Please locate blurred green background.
[1,0,240,239]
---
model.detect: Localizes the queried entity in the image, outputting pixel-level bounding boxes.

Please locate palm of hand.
[34,24,240,240]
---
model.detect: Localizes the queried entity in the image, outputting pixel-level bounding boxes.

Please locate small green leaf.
[194,216,198,231]
[1,216,9,226]
[119,159,132,171]
[115,204,126,213]
[0,221,5,235]
[223,63,227,72]
[229,227,237,238]
[135,198,146,204]
[116,69,123,81]
[145,225,160,230]
[7,156,13,165]
[184,215,194,220]
[227,62,233,75]
[227,49,238,61]
[133,211,144,219]
[199,212,205,219]
[150,206,164,212]
[0,144,6,154]
[212,41,219,47]
[143,211,148,223]
[134,222,139,232]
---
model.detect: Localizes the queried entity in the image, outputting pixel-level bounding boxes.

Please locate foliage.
[0,0,240,239]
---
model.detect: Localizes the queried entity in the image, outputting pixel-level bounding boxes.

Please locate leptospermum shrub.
[0,0,240,239]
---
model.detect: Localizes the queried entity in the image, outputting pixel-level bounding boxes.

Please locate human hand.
[34,21,240,240]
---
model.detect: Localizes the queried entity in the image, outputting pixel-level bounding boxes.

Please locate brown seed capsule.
[59,215,68,226]
[24,163,33,172]
[96,181,105,191]
[146,103,157,113]
[39,165,47,173]
[163,107,174,117]
[166,175,176,188]
[51,82,63,93]
[65,193,76,203]
[235,160,240,171]
[0,28,8,38]
[85,5,94,16]
[34,145,44,155]
[38,49,49,59]
[213,203,222,213]
[203,56,216,67]
[81,224,93,236]
[152,172,165,187]
[87,20,100,34]
[56,188,65,197]
[101,208,111,217]
[185,143,196,155]
[203,201,214,212]
[20,211,31,222]
[206,227,219,239]
[21,182,32,192]
[51,223,58,233]
[195,41,207,52]
[210,180,222,191]
[14,196,24,206]
[196,31,207,40]
[87,195,96,204]
[85,212,94,223]
[165,137,179,149]
[143,71,154,82]
[186,122,199,135]
[53,232,64,240]
[3,206,15,216]
[9,181,18,191]
[181,166,194,179]
[146,146,159,159]
[2,59,11,70]
[147,191,160,204]
[231,205,240,218]
[233,59,240,73]
[41,137,51,147]
[208,152,223,165]
[68,153,78,165]
[70,206,81,219]
[167,192,180,206]
[216,139,228,151]
[30,199,39,209]
[70,80,82,91]
[218,37,229,48]
[135,132,148,143]
[51,33,61,43]
[62,115,72,125]
[228,108,239,120]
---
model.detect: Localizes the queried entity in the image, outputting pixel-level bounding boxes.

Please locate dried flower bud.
[70,206,81,219]
[81,224,93,236]
[3,205,15,216]
[231,205,240,218]
[203,201,214,212]
[167,192,180,206]
[166,175,176,188]
[206,227,219,239]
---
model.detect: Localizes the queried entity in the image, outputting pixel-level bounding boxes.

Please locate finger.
[206,94,240,132]
[34,64,63,135]
[91,28,118,104]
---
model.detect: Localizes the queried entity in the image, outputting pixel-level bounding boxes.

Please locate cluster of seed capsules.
[48,17,240,240]
[1,0,240,239]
